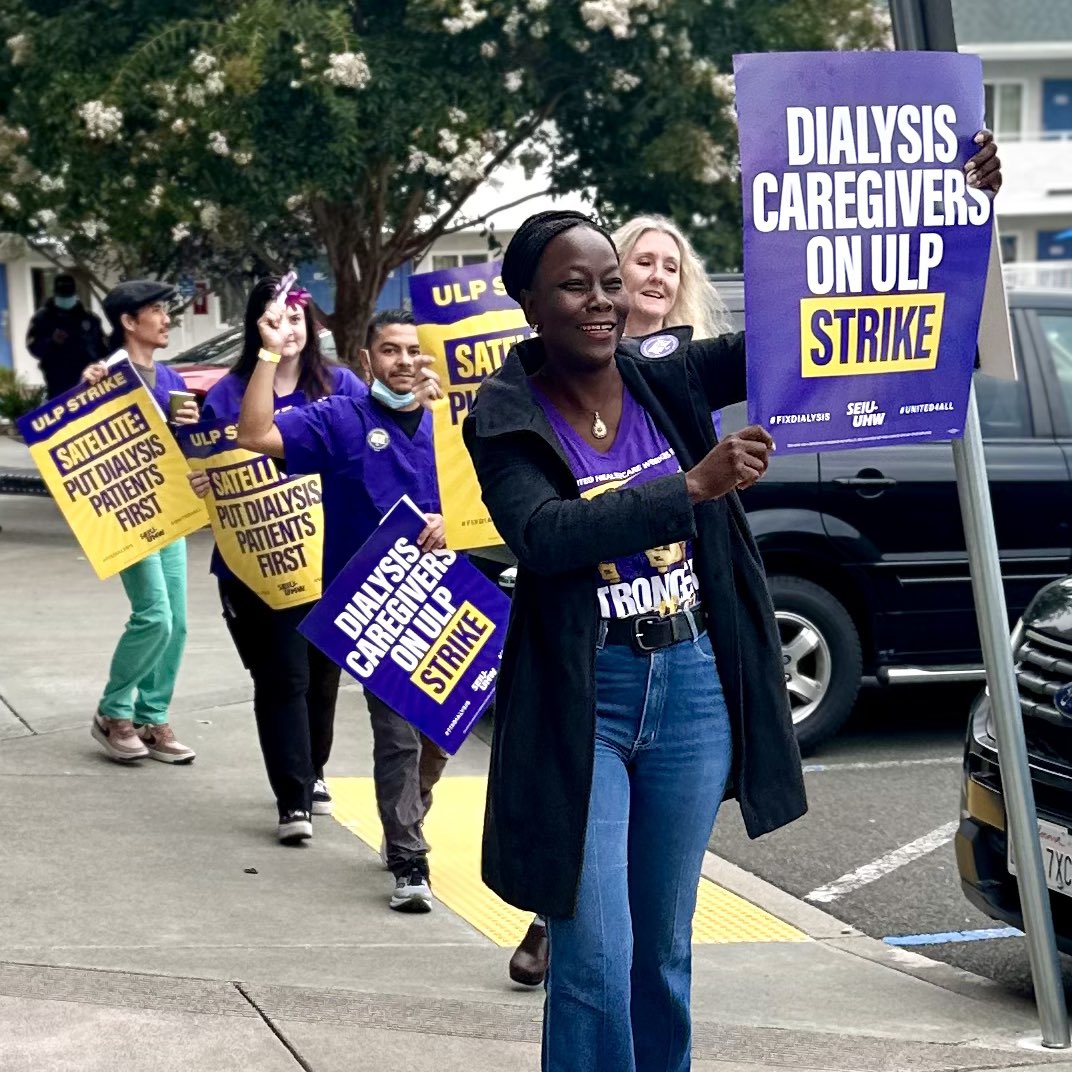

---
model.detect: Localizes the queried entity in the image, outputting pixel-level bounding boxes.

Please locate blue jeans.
[543,630,733,1072]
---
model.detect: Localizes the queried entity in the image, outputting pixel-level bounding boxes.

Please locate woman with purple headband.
[200,277,366,844]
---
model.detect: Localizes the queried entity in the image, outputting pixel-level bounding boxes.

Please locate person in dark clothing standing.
[26,274,105,398]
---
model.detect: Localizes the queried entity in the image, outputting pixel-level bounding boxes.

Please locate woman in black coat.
[463,210,807,1072]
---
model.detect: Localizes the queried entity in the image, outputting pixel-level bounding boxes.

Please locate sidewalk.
[3,493,1072,1071]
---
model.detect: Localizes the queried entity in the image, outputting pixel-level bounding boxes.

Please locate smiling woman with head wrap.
[462,211,801,1071]
[467,122,1005,1070]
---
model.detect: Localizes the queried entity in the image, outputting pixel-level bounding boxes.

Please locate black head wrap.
[501,210,618,303]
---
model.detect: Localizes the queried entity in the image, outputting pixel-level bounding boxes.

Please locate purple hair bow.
[284,286,311,308]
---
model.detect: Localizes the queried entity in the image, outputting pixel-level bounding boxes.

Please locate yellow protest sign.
[17,360,207,579]
[177,418,323,609]
[410,261,531,550]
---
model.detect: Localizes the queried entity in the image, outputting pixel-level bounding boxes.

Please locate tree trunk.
[316,207,395,371]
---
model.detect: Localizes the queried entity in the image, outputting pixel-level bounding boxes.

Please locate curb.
[0,468,47,497]
[701,851,1034,1011]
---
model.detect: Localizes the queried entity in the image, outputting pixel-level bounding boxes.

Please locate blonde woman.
[613,214,731,341]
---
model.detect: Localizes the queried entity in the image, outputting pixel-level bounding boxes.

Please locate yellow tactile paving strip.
[329,775,808,948]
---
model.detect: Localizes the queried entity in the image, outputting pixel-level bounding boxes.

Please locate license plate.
[1008,818,1072,897]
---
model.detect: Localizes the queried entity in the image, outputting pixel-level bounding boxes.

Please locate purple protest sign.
[734,51,993,453]
[299,497,509,754]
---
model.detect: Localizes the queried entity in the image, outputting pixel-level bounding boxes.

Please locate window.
[1000,234,1019,264]
[431,251,489,271]
[1037,230,1072,262]
[974,370,1032,439]
[1039,313,1072,428]
[983,82,1023,140]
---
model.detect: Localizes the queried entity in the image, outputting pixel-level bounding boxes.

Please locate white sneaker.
[311,779,333,816]
[389,865,433,913]
[278,810,313,844]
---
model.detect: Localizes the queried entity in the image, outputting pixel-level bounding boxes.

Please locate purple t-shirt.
[200,364,368,582]
[201,364,366,421]
[276,395,440,585]
[533,382,700,620]
[104,350,188,415]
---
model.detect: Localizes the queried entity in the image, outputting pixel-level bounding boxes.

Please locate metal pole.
[952,392,1070,1047]
[886,0,1070,1047]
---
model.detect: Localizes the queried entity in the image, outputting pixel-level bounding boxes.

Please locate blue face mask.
[54,295,78,310]
[370,377,417,410]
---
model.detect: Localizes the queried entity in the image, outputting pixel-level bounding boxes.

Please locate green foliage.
[0,0,890,347]
[0,367,47,423]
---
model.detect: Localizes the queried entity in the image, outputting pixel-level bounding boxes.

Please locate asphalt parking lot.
[711,681,1072,1000]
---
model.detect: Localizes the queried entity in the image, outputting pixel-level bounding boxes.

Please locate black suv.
[496,285,1072,753]
[718,285,1072,752]
[957,578,1072,949]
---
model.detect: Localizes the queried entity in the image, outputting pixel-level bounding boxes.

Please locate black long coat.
[462,328,807,918]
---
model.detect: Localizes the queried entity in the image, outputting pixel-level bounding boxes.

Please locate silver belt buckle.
[633,613,662,653]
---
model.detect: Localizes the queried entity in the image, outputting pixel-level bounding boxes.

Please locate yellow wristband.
[258,347,281,365]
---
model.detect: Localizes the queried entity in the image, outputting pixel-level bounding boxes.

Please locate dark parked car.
[957,577,1072,950]
[722,286,1072,752]
[497,285,1072,753]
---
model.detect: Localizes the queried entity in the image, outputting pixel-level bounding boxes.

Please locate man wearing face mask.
[238,307,450,914]
[26,273,106,398]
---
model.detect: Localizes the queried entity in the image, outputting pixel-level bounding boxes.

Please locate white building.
[954,0,1072,287]
[0,168,557,387]
[413,166,570,275]
[0,236,230,387]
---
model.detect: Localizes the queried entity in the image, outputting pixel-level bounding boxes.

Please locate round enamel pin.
[367,428,391,451]
[639,334,680,358]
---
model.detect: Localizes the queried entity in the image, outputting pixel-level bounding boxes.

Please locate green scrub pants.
[98,538,188,726]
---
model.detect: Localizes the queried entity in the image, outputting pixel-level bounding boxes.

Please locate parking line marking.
[805,820,959,904]
[803,757,960,774]
[328,775,809,947]
[884,926,1023,947]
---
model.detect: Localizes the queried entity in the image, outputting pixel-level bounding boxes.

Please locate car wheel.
[767,575,862,755]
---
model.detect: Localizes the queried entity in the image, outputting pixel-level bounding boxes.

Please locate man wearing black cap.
[81,279,200,766]
[25,273,105,398]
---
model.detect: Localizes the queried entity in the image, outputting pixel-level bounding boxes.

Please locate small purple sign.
[734,51,993,453]
[299,497,509,754]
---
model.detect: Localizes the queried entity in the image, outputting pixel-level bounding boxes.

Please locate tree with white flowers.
[0,0,889,358]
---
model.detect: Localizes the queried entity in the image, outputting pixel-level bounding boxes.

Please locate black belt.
[603,604,706,654]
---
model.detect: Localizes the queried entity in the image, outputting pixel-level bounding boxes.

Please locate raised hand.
[966,130,1001,194]
[256,297,288,355]
[685,425,775,503]
[414,355,444,409]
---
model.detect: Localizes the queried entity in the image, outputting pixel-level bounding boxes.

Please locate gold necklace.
[538,367,611,440]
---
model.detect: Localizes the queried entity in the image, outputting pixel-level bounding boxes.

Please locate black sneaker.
[311,779,333,816]
[278,809,313,844]
[389,863,433,913]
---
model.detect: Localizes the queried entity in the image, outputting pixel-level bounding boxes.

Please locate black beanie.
[501,210,617,303]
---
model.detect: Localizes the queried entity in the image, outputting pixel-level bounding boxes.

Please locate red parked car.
[160,327,341,401]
